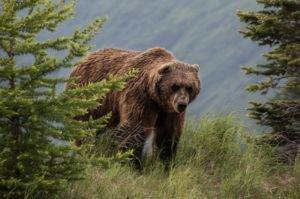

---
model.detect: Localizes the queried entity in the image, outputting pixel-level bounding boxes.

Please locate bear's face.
[153,62,201,113]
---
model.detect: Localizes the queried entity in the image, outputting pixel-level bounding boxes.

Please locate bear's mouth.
[177,103,187,112]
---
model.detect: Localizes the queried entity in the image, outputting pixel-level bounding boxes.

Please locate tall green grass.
[62,115,300,199]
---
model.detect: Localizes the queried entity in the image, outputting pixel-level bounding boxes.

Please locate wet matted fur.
[68,47,201,167]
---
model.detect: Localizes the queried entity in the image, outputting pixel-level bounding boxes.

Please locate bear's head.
[149,61,201,113]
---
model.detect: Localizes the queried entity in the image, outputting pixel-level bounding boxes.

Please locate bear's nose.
[177,103,187,112]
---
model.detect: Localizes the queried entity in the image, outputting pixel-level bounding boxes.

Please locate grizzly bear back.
[69,47,174,87]
[68,47,177,122]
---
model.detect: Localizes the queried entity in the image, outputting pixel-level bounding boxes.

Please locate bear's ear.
[158,65,171,75]
[191,64,200,72]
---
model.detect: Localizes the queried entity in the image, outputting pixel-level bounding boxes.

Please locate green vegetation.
[0,0,126,197]
[1,0,298,198]
[237,0,300,164]
[63,116,299,199]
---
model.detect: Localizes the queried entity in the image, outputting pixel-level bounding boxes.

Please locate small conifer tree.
[0,0,127,197]
[237,0,300,164]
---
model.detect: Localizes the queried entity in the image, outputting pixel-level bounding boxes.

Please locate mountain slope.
[47,0,266,118]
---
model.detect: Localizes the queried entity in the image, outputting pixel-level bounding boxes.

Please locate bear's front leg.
[156,135,179,167]
[117,101,159,168]
[113,123,147,169]
[155,111,185,169]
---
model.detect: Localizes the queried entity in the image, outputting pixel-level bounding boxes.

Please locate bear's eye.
[171,84,180,92]
[186,87,193,94]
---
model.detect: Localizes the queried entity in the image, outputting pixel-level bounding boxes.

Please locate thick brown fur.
[68,47,201,167]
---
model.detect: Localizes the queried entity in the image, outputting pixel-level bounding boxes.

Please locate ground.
[62,115,300,199]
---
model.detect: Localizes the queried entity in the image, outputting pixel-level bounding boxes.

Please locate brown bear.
[68,47,201,167]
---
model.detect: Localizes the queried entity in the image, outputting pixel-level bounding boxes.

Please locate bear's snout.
[173,89,190,113]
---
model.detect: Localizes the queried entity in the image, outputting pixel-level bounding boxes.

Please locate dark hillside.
[41,0,266,118]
